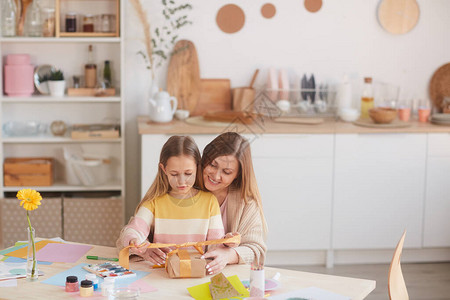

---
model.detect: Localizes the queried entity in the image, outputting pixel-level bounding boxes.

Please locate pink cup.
[418,108,431,123]
[398,108,411,122]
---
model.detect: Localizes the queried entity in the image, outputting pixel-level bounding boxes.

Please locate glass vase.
[26,227,39,281]
[1,0,17,37]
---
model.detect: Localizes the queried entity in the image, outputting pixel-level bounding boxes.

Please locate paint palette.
[241,278,281,292]
[83,262,136,279]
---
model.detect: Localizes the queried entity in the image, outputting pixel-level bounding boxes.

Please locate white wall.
[123,0,450,219]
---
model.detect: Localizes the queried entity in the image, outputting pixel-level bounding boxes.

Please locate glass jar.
[83,14,94,32]
[65,12,77,32]
[42,8,55,37]
[101,14,112,32]
[24,0,43,37]
[1,0,17,37]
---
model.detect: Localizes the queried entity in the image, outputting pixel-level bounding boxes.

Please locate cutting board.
[273,117,324,125]
[204,111,257,125]
[166,40,201,113]
[378,0,420,34]
[192,79,232,116]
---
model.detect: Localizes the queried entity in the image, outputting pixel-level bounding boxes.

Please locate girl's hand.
[223,232,240,248]
[140,247,170,266]
[201,246,239,275]
[129,239,149,256]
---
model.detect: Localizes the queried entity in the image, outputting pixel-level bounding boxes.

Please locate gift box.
[166,249,209,279]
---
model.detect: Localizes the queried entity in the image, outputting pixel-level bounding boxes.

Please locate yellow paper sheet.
[6,240,61,258]
[187,275,250,300]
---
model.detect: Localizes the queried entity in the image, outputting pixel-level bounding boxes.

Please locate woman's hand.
[223,232,240,248]
[129,239,149,256]
[202,245,239,275]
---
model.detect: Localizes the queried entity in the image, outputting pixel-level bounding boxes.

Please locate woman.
[201,132,267,275]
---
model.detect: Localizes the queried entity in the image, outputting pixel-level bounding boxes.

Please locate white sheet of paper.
[270,286,350,300]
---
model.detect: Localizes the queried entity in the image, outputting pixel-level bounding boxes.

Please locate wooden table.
[0,243,376,299]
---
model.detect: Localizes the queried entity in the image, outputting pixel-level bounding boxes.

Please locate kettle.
[148,91,178,123]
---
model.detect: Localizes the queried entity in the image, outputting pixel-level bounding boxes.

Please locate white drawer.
[428,133,450,157]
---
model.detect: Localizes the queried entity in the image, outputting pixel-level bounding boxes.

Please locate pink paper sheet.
[36,243,92,263]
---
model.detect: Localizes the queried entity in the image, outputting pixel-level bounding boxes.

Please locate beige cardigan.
[225,188,267,265]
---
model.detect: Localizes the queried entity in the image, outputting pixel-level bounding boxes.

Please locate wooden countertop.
[138,116,450,135]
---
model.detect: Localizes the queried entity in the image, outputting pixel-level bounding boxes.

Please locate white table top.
[0,243,376,299]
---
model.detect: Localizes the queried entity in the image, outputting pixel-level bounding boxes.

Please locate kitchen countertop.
[138,116,450,135]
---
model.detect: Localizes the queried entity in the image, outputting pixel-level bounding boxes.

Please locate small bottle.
[1,0,17,37]
[80,280,94,297]
[103,60,112,88]
[101,277,115,296]
[85,273,99,291]
[361,77,374,119]
[85,45,97,88]
[65,276,79,292]
[83,14,94,32]
[42,8,55,37]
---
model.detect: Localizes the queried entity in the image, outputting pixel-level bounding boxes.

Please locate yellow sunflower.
[17,189,42,211]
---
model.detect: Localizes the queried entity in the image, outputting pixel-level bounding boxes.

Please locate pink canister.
[4,54,34,97]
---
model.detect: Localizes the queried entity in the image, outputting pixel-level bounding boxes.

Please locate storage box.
[71,124,120,139]
[3,157,53,186]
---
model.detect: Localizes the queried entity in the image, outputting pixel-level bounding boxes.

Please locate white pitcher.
[148,91,178,123]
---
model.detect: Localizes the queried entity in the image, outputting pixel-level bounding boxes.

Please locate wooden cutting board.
[378,0,420,34]
[203,111,257,125]
[166,40,201,113]
[192,79,232,116]
[273,117,324,125]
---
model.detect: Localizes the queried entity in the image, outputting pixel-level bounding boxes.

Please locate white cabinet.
[251,135,334,250]
[424,133,450,247]
[333,134,427,249]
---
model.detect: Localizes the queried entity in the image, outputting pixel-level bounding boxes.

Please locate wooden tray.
[192,79,232,116]
[353,119,411,128]
[203,111,257,125]
[377,0,419,34]
[273,117,324,125]
[429,63,450,111]
[185,116,230,127]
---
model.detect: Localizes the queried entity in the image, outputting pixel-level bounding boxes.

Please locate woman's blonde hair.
[135,135,202,214]
[201,132,267,232]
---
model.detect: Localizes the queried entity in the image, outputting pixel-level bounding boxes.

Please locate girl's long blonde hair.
[135,135,202,214]
[201,132,267,232]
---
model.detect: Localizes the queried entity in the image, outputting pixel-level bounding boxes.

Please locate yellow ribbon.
[119,235,241,271]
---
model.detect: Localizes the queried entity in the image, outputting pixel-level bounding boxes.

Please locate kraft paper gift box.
[166,249,210,278]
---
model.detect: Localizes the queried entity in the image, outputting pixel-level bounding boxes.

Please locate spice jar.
[42,8,55,37]
[101,14,112,32]
[83,14,94,32]
[65,12,77,32]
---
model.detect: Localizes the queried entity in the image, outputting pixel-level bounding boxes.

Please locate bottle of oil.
[85,45,97,88]
[361,77,374,119]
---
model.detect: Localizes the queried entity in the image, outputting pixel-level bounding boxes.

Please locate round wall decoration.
[261,3,276,19]
[429,62,450,112]
[378,0,420,34]
[216,4,246,34]
[304,0,322,13]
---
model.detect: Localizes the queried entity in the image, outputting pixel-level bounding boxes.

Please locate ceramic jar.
[4,54,34,97]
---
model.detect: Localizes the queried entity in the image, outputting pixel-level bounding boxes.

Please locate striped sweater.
[121,190,224,247]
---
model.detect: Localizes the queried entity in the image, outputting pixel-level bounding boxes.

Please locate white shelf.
[0,37,121,43]
[1,96,121,103]
[2,137,122,143]
[2,179,123,192]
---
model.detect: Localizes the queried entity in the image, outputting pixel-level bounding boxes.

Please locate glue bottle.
[101,277,116,296]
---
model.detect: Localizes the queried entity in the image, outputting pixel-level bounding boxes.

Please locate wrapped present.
[119,235,241,278]
[166,249,208,278]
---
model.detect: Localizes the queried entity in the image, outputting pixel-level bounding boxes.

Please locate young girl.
[117,135,225,265]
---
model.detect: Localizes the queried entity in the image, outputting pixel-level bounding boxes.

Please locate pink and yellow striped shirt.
[122,191,224,246]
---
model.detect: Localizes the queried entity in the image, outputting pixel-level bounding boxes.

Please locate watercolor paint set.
[82,262,136,279]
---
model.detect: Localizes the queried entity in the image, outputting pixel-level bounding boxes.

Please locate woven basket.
[369,108,397,124]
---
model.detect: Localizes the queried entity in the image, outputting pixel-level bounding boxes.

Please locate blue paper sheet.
[3,256,52,265]
[41,263,150,288]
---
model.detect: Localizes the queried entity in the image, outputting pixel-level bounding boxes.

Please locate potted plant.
[47,69,65,96]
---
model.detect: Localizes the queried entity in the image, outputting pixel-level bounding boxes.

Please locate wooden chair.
[388,230,409,300]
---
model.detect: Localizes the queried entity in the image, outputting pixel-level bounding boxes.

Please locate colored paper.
[187,275,249,300]
[0,244,27,256]
[42,263,150,287]
[128,278,158,293]
[36,243,92,263]
[209,273,240,299]
[270,286,350,300]
[5,240,61,258]
[3,256,52,265]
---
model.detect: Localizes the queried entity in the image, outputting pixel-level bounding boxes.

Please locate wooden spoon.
[249,69,259,88]
[18,0,33,36]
